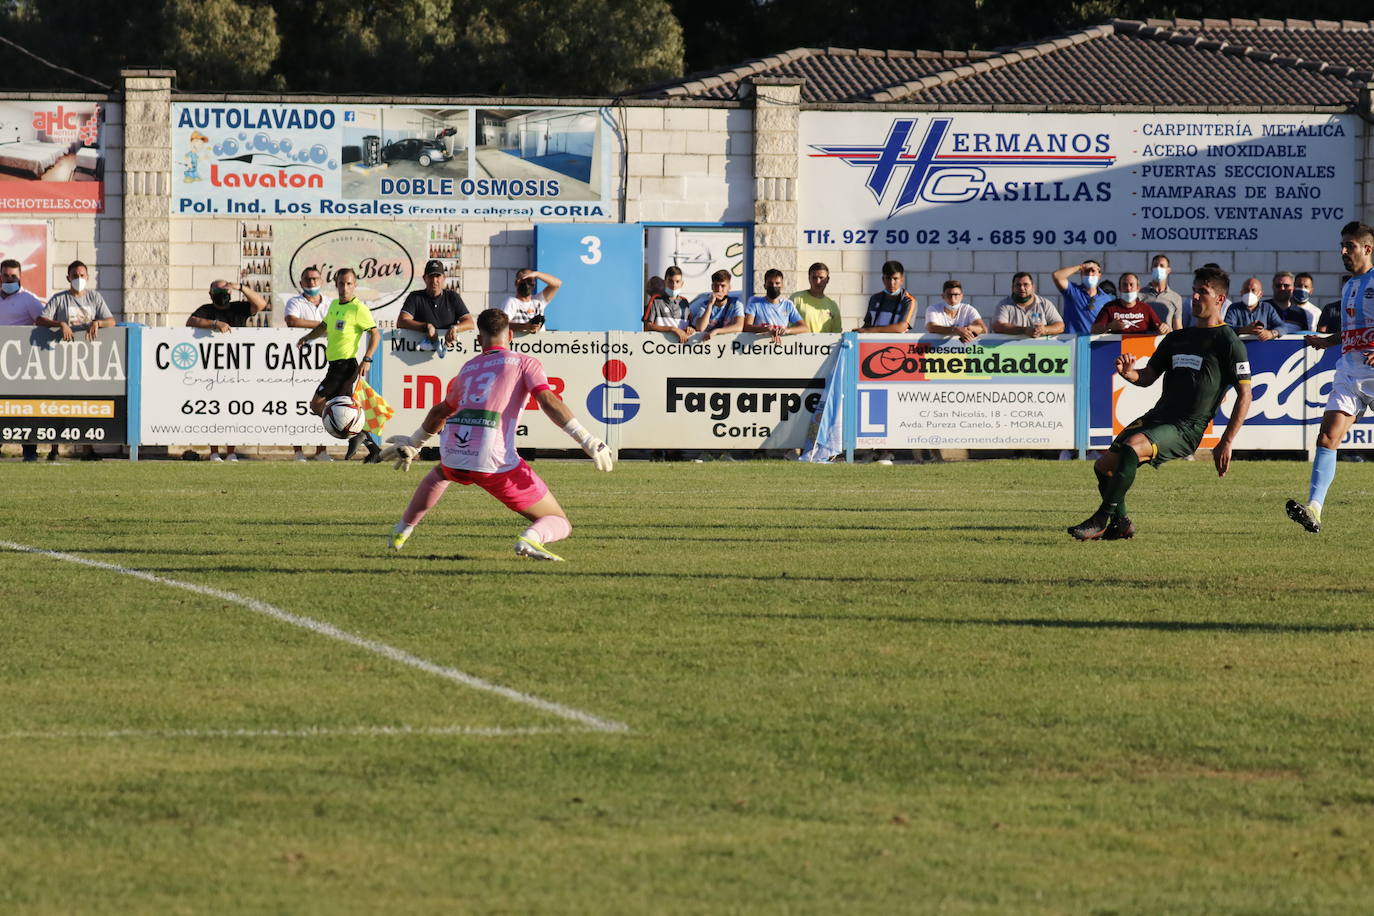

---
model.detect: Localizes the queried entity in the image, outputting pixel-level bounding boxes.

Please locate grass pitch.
[1,456,1372,913]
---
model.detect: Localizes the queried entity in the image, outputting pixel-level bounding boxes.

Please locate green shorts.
[1114,416,1203,467]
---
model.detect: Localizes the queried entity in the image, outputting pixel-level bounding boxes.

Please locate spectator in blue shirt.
[856,260,917,333]
[744,269,805,342]
[692,269,745,340]
[1052,259,1113,334]
[1225,276,1283,340]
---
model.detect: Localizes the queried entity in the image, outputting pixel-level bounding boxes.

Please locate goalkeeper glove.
[378,426,433,472]
[562,419,614,472]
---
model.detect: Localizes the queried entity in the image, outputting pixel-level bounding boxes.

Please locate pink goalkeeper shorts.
[439,459,549,512]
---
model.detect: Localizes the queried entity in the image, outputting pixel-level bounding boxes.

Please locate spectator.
[1290,272,1321,332]
[187,279,270,461]
[37,261,115,461]
[500,268,561,333]
[0,258,44,461]
[296,267,381,462]
[744,269,805,343]
[1225,277,1283,340]
[1267,271,1309,334]
[1143,254,1184,330]
[645,275,665,300]
[38,261,114,342]
[642,265,693,343]
[284,266,333,462]
[693,270,744,340]
[187,279,268,333]
[855,260,916,333]
[1317,274,1349,333]
[398,259,474,351]
[992,272,1065,337]
[925,279,986,342]
[1091,273,1167,335]
[791,262,842,333]
[1052,259,1113,334]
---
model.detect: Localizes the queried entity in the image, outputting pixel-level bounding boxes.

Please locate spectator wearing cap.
[186,278,269,461]
[397,259,474,351]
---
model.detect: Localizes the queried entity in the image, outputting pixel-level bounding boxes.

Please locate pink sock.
[523,515,571,545]
[402,467,449,527]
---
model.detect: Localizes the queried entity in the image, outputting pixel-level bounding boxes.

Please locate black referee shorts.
[315,358,359,401]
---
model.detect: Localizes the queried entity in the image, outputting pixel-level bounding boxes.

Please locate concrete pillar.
[120,69,174,326]
[748,77,803,293]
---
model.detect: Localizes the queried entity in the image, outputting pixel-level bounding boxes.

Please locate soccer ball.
[322,396,364,438]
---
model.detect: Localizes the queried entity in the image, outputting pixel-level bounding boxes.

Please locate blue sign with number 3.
[535,223,645,331]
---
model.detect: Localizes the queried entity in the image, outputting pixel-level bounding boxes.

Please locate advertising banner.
[0,101,106,214]
[854,335,1076,449]
[0,326,127,443]
[381,330,838,449]
[172,103,613,220]
[139,328,336,446]
[0,221,51,299]
[1088,336,1374,451]
[800,112,1355,250]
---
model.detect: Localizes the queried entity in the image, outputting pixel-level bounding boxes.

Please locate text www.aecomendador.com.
[896,390,1068,404]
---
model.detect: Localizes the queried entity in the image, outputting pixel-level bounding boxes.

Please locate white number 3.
[579,235,601,265]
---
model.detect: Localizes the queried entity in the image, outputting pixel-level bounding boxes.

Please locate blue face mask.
[1084,274,1100,290]
[1152,266,1168,285]
[303,286,321,297]
[1293,288,1311,304]
[1,281,19,295]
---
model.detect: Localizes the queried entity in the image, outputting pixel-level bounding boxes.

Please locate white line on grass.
[0,725,588,740]
[0,540,629,734]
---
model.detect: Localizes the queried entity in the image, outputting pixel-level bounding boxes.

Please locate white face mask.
[1243,291,1260,307]
[1084,274,1100,290]
[70,276,87,293]
[1122,290,1139,303]
[1151,266,1168,285]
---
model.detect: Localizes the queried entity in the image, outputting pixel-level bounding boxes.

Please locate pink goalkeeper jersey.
[439,345,552,473]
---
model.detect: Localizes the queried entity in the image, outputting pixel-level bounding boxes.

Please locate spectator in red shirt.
[1092,273,1167,335]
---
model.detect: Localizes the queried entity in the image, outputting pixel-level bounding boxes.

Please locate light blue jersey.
[746,295,802,327]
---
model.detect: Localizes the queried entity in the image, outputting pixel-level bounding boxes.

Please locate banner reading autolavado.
[1088,335,1374,451]
[853,335,1076,449]
[0,326,128,443]
[380,330,838,448]
[139,328,336,446]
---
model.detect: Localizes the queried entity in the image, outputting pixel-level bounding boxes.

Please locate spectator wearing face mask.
[187,279,269,461]
[1091,273,1167,335]
[1052,259,1113,334]
[500,268,561,334]
[188,279,268,333]
[1224,276,1284,340]
[1286,272,1321,333]
[38,261,114,342]
[1143,254,1184,330]
[1267,271,1311,334]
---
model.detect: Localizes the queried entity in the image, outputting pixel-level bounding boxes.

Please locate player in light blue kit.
[1286,221,1374,533]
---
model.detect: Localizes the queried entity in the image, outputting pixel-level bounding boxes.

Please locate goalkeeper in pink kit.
[380,309,613,560]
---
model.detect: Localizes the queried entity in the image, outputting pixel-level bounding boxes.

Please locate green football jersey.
[1143,324,1251,427]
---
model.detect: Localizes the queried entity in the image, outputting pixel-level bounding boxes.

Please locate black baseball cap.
[423,259,445,276]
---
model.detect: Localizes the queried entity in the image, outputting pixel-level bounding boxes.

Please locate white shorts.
[1325,365,1374,418]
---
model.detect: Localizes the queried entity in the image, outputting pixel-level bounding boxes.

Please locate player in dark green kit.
[1069,266,1253,540]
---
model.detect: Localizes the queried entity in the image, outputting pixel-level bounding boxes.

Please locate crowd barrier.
[0,326,1368,457]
